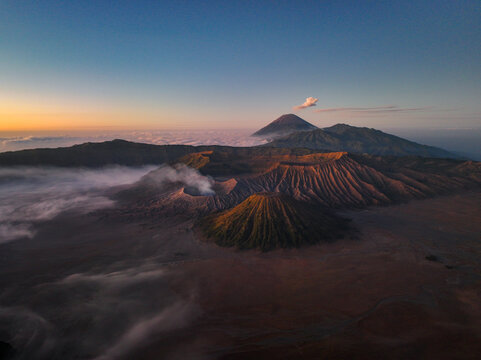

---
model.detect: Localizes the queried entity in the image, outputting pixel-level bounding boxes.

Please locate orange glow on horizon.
[0,110,166,131]
[0,97,265,131]
[0,100,187,131]
[0,93,186,131]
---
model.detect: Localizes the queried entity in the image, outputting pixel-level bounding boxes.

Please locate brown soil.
[2,192,480,359]
[137,191,481,359]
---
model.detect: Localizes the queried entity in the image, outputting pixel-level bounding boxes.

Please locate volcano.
[199,192,348,251]
[252,114,318,138]
[112,149,481,223]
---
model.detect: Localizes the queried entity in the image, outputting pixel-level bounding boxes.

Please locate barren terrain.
[1,192,480,359]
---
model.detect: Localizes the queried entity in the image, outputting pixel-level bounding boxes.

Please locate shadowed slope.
[0,139,197,167]
[267,124,459,158]
[0,141,322,168]
[252,114,317,137]
[199,193,348,251]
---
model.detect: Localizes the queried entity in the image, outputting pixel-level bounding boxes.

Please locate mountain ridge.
[0,122,462,168]
[0,140,326,167]
[114,150,481,222]
[267,123,459,159]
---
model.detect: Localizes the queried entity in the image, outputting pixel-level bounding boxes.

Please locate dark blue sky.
[0,0,480,130]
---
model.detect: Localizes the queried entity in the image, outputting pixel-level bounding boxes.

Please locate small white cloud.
[293,97,318,110]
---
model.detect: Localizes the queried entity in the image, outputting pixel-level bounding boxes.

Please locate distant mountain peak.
[271,113,307,124]
[252,114,317,137]
[324,123,355,131]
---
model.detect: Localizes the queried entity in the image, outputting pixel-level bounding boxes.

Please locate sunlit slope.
[118,151,481,220]
[200,193,348,251]
[234,154,425,207]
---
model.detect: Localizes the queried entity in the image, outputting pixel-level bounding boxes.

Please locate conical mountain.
[252,114,318,137]
[199,192,347,251]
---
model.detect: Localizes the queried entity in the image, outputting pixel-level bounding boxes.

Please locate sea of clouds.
[0,129,267,153]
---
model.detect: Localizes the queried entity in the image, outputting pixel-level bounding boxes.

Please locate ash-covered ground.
[1,179,481,359]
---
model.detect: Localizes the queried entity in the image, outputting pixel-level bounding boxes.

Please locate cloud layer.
[0,163,217,243]
[293,97,318,110]
[0,130,268,153]
[0,166,156,242]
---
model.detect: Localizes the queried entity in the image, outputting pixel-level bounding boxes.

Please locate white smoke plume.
[141,164,215,195]
[293,97,318,110]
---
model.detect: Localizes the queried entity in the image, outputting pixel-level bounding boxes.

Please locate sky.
[0,0,480,132]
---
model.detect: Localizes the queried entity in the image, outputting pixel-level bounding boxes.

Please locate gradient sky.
[0,0,480,131]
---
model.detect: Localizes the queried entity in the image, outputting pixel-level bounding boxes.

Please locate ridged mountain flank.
[267,124,459,158]
[199,192,348,251]
[252,114,318,137]
[116,151,481,222]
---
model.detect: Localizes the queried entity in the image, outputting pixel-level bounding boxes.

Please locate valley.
[1,120,480,359]
[1,192,480,359]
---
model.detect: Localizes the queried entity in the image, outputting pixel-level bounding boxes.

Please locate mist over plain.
[0,166,156,242]
[0,164,216,243]
[0,163,217,359]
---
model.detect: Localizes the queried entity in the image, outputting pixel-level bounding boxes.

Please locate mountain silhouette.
[266,123,459,158]
[252,114,317,137]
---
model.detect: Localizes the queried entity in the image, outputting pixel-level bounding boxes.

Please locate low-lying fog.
[0,164,215,243]
[0,166,157,242]
[0,263,198,360]
[0,164,217,359]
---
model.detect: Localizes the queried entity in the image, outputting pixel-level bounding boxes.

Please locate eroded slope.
[112,151,481,220]
[199,193,348,251]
